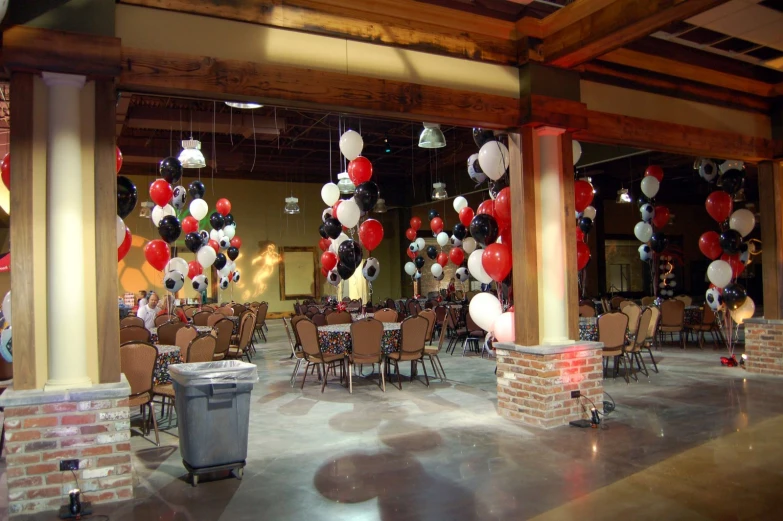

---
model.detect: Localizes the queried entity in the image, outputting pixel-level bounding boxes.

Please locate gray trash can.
[169,361,258,486]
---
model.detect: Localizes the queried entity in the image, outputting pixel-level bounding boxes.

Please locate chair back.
[282,318,299,356]
[374,308,398,322]
[675,295,693,307]
[175,325,198,350]
[640,296,656,306]
[618,300,633,311]
[610,296,624,311]
[192,311,212,326]
[312,313,327,326]
[601,297,611,314]
[702,306,716,325]
[419,309,436,343]
[307,306,320,315]
[154,314,177,327]
[185,334,217,363]
[255,303,268,328]
[466,311,483,333]
[660,299,685,327]
[157,321,185,345]
[212,318,233,358]
[120,326,151,344]
[120,342,157,396]
[201,305,215,312]
[598,312,628,350]
[346,299,362,312]
[217,305,234,316]
[231,303,247,315]
[295,318,322,357]
[455,290,464,301]
[579,304,596,318]
[433,305,448,325]
[183,307,198,319]
[350,318,384,359]
[235,312,256,351]
[323,308,334,316]
[120,316,144,328]
[400,316,429,356]
[647,306,661,339]
[208,312,227,327]
[407,299,421,317]
[621,302,642,336]
[634,308,654,350]
[291,315,307,347]
[327,311,352,325]
[385,298,396,310]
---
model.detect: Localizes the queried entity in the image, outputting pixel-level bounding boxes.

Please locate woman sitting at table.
[446,278,456,301]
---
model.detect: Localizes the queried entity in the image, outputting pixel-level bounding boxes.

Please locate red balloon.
[209,239,220,253]
[652,205,670,229]
[116,146,123,175]
[187,260,203,279]
[149,179,173,207]
[1,153,10,190]
[477,200,495,217]
[495,187,511,227]
[576,241,590,271]
[182,216,199,234]
[576,228,585,242]
[143,239,170,271]
[117,227,131,262]
[410,217,422,231]
[706,191,733,223]
[405,228,417,242]
[358,219,384,251]
[347,157,373,185]
[459,207,474,228]
[430,217,444,234]
[321,266,329,277]
[699,231,722,260]
[216,198,232,216]
[321,251,338,271]
[721,253,745,279]
[645,165,664,182]
[449,247,465,266]
[482,243,512,282]
[574,180,594,213]
[499,226,512,251]
[230,237,242,249]
[437,252,448,267]
[407,249,416,260]
[333,199,342,216]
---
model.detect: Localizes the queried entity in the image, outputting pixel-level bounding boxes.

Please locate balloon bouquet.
[697,160,758,366]
[318,130,384,303]
[574,179,596,293]
[633,166,674,297]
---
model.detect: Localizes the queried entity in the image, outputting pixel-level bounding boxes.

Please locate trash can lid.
[169,361,259,386]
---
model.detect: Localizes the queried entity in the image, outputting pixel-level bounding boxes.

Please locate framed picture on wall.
[279,247,318,300]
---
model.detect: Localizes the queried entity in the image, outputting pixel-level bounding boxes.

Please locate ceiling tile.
[705,4,783,35]
[687,0,754,26]
[740,20,783,49]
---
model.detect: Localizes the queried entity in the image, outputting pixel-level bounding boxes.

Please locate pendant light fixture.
[336,172,355,195]
[284,196,300,215]
[432,182,448,201]
[179,139,206,169]
[373,197,388,214]
[418,123,446,149]
[225,101,263,109]
[616,188,631,204]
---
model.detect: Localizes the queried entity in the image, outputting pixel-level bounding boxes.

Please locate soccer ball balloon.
[327,269,341,287]
[706,287,724,311]
[219,276,229,290]
[456,267,469,282]
[171,185,187,210]
[191,274,208,292]
[219,236,231,249]
[232,270,241,283]
[408,242,420,253]
[450,236,462,248]
[163,270,185,293]
[362,257,380,282]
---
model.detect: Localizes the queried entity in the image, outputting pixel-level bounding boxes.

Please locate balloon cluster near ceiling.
[633,165,676,296]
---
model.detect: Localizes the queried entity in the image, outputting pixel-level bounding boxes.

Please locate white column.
[43,72,92,390]
[537,127,571,345]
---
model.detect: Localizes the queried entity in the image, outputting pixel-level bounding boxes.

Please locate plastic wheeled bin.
[169,361,259,486]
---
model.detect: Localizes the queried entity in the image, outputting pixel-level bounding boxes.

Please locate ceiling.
[416,0,571,21]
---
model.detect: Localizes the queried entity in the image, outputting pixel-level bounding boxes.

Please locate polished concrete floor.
[6,321,783,520]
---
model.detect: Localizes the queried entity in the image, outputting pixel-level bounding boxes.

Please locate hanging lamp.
[418,123,446,149]
[431,182,448,201]
[178,139,206,169]
[336,172,355,195]
[284,196,300,215]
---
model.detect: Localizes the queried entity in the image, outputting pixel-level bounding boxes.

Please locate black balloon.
[354,181,379,212]
[214,253,227,271]
[323,217,342,240]
[470,214,499,247]
[489,177,508,200]
[426,245,438,260]
[337,262,355,280]
[210,212,225,230]
[338,240,363,269]
[188,180,206,200]
[453,223,467,240]
[720,169,744,195]
[318,224,328,239]
[415,256,425,269]
[637,194,652,208]
[722,282,747,311]
[117,176,137,219]
[227,246,239,261]
[428,209,440,220]
[578,217,593,234]
[650,232,668,253]
[184,232,203,253]
[159,157,183,184]
[158,215,181,243]
[224,213,235,227]
[720,229,742,254]
[472,128,495,148]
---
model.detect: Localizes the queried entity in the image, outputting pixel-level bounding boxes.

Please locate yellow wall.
[118,176,401,313]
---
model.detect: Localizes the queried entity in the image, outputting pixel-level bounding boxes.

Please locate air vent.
[712,37,757,53]
[745,46,783,61]
[677,27,728,45]
[759,0,783,14]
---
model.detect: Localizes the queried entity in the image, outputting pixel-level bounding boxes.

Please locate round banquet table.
[317,323,401,355]
[153,344,182,385]
[149,325,212,344]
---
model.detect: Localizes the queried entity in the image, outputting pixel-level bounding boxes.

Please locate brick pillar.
[744,318,783,375]
[495,341,604,429]
[0,379,133,516]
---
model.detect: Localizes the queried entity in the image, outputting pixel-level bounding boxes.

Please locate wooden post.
[559,132,579,340]
[758,161,783,319]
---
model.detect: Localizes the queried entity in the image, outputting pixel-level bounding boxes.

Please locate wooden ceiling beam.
[540,0,731,68]
[124,106,284,136]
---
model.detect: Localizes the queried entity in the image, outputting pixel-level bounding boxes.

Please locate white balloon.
[720,160,744,174]
[732,297,755,324]
[219,263,233,277]
[171,185,187,210]
[0,327,11,363]
[151,204,175,226]
[640,177,660,199]
[431,264,443,278]
[339,130,364,160]
[223,224,236,240]
[436,232,449,247]
[416,238,426,251]
[468,249,492,284]
[469,293,503,331]
[415,271,422,280]
[404,262,417,276]
[494,311,515,342]
[322,208,333,223]
[572,140,582,165]
[197,245,217,269]
[669,281,677,287]
[453,196,469,213]
[582,206,596,221]
[729,209,755,237]
[116,216,126,248]
[707,260,732,289]
[165,257,188,275]
[336,197,361,228]
[463,237,477,255]
[2,291,10,328]
[478,141,509,181]
[634,221,653,243]
[321,183,340,206]
[190,199,208,220]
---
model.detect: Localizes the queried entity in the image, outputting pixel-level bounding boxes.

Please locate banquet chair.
[183,307,198,319]
[598,312,630,383]
[215,305,233,316]
[327,311,352,325]
[346,299,362,312]
[283,318,306,386]
[387,316,430,389]
[423,318,448,380]
[455,290,464,301]
[156,321,185,345]
[446,308,467,355]
[687,306,720,349]
[621,302,642,339]
[192,311,212,326]
[419,309,437,345]
[618,300,634,311]
[207,313,225,327]
[120,326,151,344]
[295,318,344,392]
[579,304,596,318]
[642,307,660,373]
[155,334,218,421]
[175,325,198,351]
[348,318,385,393]
[254,303,269,342]
[226,313,255,362]
[121,316,144,328]
[312,313,327,326]
[201,306,215,312]
[600,297,611,314]
[307,305,320,315]
[641,296,656,307]
[342,297,351,302]
[610,296,625,311]
[231,303,247,315]
[211,318,233,360]
[462,313,485,356]
[407,299,422,317]
[433,306,448,338]
[385,298,397,311]
[120,341,159,445]
[627,308,654,378]
[154,314,178,327]
[374,308,399,322]
[659,299,686,348]
[675,295,693,307]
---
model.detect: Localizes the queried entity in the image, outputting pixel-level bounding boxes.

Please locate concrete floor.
[8,321,783,520]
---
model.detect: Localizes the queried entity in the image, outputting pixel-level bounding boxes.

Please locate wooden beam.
[560,132,579,341]
[125,107,284,135]
[115,93,132,138]
[541,0,730,68]
[758,161,783,320]
[119,47,520,129]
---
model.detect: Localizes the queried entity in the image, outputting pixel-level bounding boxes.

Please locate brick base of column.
[495,341,604,429]
[0,379,133,516]
[744,318,783,375]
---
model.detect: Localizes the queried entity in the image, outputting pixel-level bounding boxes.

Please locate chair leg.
[620,356,630,384]
[301,362,310,389]
[347,359,353,394]
[290,359,302,386]
[380,361,386,392]
[320,363,328,393]
[636,352,649,377]
[148,403,160,446]
[394,360,402,390]
[435,355,447,380]
[429,356,440,379]
[419,359,430,387]
[645,348,659,373]
[626,353,637,382]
